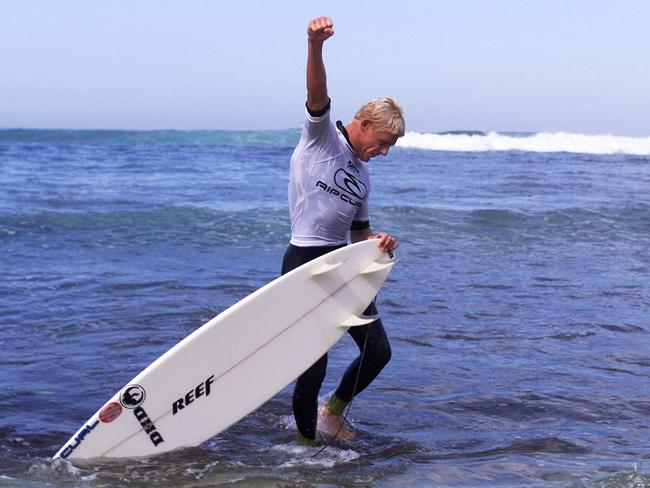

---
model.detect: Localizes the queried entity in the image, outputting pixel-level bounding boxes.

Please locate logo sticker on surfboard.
[99,402,123,423]
[120,385,146,409]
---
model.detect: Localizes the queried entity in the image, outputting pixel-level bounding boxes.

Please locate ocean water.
[0,129,649,487]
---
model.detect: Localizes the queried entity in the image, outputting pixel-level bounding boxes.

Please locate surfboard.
[54,239,397,460]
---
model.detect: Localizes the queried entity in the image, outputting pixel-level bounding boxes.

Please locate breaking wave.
[396,131,650,156]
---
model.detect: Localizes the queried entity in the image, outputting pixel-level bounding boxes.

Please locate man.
[282,16,405,446]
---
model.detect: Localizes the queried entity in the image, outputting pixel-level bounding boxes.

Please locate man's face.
[356,121,399,162]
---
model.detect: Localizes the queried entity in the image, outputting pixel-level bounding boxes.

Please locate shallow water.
[0,130,649,487]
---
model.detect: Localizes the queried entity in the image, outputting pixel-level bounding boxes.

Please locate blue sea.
[1,128,649,487]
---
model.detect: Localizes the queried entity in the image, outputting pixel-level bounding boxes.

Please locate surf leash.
[311,321,370,457]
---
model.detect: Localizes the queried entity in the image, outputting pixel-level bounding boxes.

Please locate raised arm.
[306,16,334,113]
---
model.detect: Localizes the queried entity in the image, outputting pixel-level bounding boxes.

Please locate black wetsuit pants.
[281,243,392,440]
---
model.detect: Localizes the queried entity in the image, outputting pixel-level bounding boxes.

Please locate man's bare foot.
[317,403,356,441]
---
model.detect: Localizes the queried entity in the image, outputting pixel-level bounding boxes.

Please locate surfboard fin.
[311,261,342,277]
[340,313,380,327]
[360,260,397,275]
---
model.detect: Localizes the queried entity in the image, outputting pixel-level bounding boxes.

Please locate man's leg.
[281,243,344,444]
[293,354,327,444]
[334,301,392,404]
[320,302,391,436]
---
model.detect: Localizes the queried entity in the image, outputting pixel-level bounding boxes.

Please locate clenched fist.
[307,16,334,43]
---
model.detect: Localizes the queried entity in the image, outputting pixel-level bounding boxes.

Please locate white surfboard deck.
[54,239,397,461]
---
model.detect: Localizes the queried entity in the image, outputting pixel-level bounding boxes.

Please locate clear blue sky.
[2,0,649,135]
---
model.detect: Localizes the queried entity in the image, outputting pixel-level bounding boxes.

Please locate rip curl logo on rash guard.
[334,168,367,199]
[315,167,367,210]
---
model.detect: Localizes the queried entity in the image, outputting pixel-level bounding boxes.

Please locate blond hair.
[354,97,405,137]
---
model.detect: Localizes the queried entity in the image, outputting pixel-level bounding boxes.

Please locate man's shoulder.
[301,108,338,146]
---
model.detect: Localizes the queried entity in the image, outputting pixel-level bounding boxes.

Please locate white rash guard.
[288,104,370,247]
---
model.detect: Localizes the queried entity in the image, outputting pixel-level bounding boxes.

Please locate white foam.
[396,131,650,155]
[28,457,97,482]
[272,443,360,468]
